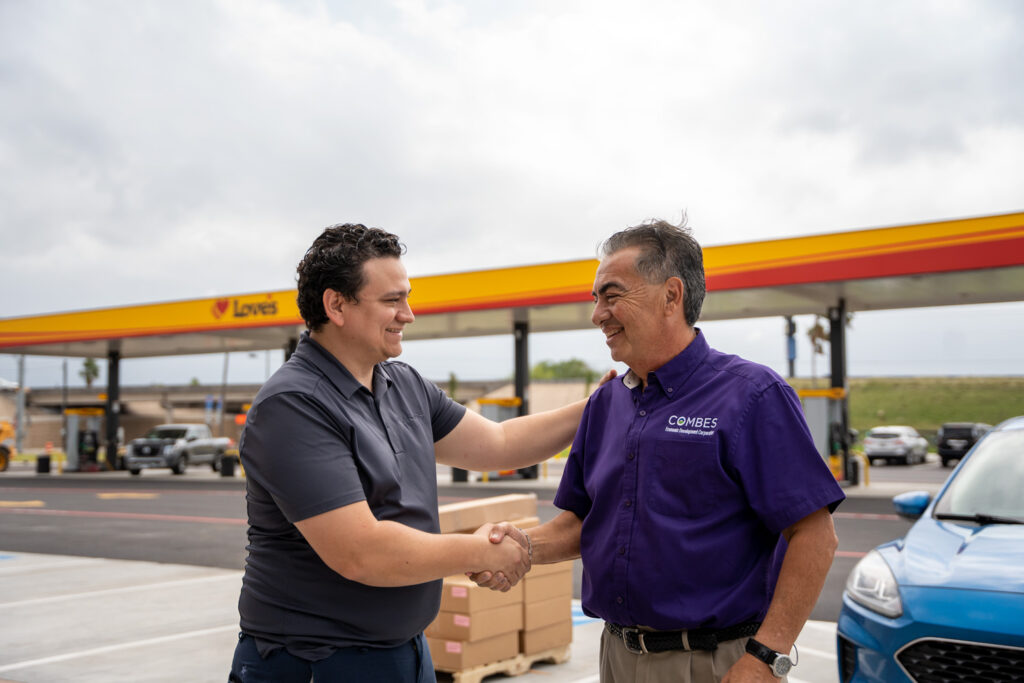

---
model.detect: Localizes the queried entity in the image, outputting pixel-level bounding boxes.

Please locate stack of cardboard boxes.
[427,574,524,670]
[520,559,573,655]
[428,493,574,677]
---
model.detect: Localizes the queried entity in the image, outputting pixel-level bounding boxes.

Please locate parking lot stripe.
[834,512,900,521]
[0,572,241,609]
[0,624,238,674]
[0,556,105,574]
[800,620,837,631]
[0,507,245,524]
[797,644,835,659]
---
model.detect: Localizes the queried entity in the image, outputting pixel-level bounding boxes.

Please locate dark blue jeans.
[229,632,435,682]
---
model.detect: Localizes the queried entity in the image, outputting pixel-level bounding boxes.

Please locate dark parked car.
[937,422,991,467]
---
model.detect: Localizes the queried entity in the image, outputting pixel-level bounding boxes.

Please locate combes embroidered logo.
[668,415,718,429]
[665,415,718,436]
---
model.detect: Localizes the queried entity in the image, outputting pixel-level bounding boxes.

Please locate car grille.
[837,634,857,683]
[897,638,1024,682]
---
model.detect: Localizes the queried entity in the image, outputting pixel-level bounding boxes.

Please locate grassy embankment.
[787,376,1024,445]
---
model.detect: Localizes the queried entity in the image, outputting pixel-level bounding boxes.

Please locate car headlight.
[845,549,903,617]
[163,444,174,454]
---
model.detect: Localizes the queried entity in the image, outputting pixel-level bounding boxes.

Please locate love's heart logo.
[211,299,230,319]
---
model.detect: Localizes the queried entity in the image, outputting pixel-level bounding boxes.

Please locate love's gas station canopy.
[2,211,1023,359]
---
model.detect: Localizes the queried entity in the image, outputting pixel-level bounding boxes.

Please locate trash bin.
[36,455,51,474]
[517,465,539,479]
[220,455,236,477]
[451,467,468,482]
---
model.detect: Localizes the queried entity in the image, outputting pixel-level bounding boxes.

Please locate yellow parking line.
[0,500,46,508]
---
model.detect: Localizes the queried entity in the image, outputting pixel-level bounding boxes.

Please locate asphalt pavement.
[0,457,946,683]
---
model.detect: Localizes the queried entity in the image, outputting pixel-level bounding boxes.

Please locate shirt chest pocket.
[384,412,432,456]
[649,438,722,518]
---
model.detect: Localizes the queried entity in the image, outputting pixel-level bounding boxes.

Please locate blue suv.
[836,416,1024,682]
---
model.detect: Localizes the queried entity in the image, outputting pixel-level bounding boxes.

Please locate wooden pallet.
[437,644,572,683]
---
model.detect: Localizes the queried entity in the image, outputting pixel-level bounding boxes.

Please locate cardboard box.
[528,560,574,577]
[523,567,572,604]
[450,515,537,535]
[440,574,523,612]
[428,631,519,671]
[438,493,538,533]
[427,602,524,641]
[506,515,539,529]
[520,619,573,655]
[523,595,572,631]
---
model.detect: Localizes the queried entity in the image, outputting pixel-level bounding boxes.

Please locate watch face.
[772,655,793,677]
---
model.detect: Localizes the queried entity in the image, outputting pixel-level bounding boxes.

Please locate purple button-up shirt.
[554,331,845,630]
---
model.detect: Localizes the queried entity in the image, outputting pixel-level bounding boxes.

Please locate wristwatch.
[745,638,794,677]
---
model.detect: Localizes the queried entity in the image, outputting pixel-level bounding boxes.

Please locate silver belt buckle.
[621,627,649,654]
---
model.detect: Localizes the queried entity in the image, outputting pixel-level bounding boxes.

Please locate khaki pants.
[599,627,787,683]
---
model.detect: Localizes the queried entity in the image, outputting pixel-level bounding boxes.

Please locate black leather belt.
[606,621,760,655]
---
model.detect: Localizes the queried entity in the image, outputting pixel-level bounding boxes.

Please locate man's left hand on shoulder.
[722,653,782,683]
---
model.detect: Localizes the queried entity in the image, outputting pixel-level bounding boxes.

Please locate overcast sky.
[2,0,1023,388]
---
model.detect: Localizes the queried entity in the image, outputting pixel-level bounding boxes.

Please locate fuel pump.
[65,408,104,471]
[797,387,855,484]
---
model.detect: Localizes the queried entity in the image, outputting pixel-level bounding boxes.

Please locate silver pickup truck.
[124,423,231,475]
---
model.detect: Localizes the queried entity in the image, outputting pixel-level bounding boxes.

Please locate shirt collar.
[621,328,709,397]
[293,331,393,399]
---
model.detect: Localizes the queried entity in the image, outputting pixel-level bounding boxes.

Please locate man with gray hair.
[480,218,844,682]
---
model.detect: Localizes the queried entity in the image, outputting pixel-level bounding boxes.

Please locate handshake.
[467,522,532,592]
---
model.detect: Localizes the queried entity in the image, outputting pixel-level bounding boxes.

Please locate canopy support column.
[513,317,538,478]
[829,299,853,482]
[785,316,796,379]
[105,347,121,469]
[15,356,26,453]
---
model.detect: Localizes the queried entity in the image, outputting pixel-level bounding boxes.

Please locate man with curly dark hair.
[230,223,612,682]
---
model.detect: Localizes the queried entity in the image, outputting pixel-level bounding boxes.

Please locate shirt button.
[639,410,646,416]
[618,546,626,555]
[624,499,632,507]
[616,596,624,604]
[627,452,635,460]
[667,387,673,393]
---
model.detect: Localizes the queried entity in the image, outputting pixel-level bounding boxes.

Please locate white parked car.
[863,425,929,466]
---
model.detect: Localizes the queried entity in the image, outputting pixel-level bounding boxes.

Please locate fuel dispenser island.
[64,407,104,472]
[798,387,861,485]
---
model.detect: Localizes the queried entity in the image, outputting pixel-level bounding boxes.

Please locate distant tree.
[80,358,100,388]
[190,377,201,386]
[531,358,597,383]
[447,371,459,401]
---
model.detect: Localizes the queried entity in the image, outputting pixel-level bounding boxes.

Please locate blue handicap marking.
[572,599,599,626]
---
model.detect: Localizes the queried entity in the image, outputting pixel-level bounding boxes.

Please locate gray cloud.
[1,0,1022,383]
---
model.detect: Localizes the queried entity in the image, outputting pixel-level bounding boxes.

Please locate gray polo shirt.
[237,332,466,659]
